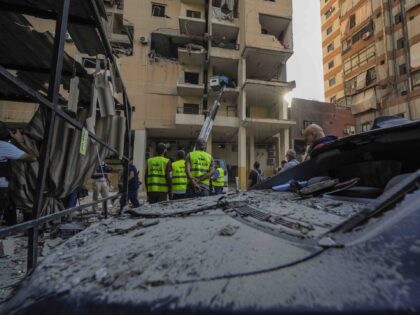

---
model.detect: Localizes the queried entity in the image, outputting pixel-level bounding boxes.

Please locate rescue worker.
[171,150,187,200]
[211,160,225,195]
[186,139,214,197]
[144,143,172,204]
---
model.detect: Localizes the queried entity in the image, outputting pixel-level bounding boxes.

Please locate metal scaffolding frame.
[0,0,133,270]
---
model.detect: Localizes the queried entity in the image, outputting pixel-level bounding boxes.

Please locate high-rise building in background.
[122,0,296,189]
[320,0,420,132]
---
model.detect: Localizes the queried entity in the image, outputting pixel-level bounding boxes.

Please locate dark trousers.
[213,186,223,195]
[187,184,210,198]
[0,188,17,226]
[172,193,186,200]
[128,188,140,208]
[147,192,168,204]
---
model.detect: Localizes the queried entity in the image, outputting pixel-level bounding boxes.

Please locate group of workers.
[145,139,225,204]
[1,121,336,224]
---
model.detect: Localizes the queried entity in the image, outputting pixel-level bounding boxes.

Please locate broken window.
[329,77,336,87]
[349,14,356,29]
[366,67,376,85]
[345,76,357,95]
[328,60,334,69]
[152,3,166,17]
[399,63,407,75]
[259,14,292,49]
[183,103,200,114]
[186,10,201,18]
[394,12,402,24]
[184,72,199,84]
[397,38,405,49]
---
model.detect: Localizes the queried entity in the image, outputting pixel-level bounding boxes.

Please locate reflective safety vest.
[212,167,225,187]
[172,160,187,193]
[147,156,169,193]
[189,150,212,186]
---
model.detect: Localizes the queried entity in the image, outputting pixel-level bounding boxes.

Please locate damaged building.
[121,0,296,189]
[321,0,420,132]
[0,0,135,270]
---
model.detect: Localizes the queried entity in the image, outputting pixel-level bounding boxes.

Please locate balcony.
[175,106,239,127]
[243,14,293,64]
[179,16,206,37]
[177,81,205,97]
[243,79,293,124]
[178,46,206,66]
[209,56,239,89]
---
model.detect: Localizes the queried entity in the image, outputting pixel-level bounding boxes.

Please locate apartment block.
[320,0,420,132]
[122,0,296,189]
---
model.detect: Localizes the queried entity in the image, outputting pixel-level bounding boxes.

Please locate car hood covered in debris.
[3,119,420,314]
[2,187,420,314]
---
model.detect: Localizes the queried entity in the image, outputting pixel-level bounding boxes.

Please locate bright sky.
[287,0,325,102]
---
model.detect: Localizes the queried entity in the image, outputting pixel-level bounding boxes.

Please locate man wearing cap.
[171,150,187,200]
[145,143,172,204]
[186,139,214,197]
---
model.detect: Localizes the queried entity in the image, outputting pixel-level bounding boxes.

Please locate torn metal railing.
[0,194,121,239]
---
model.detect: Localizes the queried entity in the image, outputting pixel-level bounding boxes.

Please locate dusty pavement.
[0,192,124,305]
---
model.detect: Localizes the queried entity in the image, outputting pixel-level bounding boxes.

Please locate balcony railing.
[177,106,237,117]
[211,39,240,50]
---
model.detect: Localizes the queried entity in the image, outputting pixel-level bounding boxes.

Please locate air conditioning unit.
[139,36,149,45]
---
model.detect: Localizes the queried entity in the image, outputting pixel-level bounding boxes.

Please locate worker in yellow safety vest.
[186,139,214,197]
[211,160,225,195]
[171,150,187,200]
[144,142,172,204]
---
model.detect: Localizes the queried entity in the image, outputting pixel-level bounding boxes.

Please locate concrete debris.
[219,225,239,236]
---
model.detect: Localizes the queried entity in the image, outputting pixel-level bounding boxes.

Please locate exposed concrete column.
[279,128,290,162]
[133,129,147,191]
[249,134,255,169]
[238,126,247,191]
[207,134,212,155]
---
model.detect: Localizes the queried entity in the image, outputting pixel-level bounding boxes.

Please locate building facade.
[121,0,295,188]
[290,98,356,159]
[320,0,420,132]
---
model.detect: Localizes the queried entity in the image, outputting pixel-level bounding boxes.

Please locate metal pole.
[120,93,131,214]
[27,0,71,271]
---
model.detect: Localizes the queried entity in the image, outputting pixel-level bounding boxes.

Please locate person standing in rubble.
[186,139,214,198]
[91,161,112,211]
[211,160,225,195]
[171,150,187,200]
[0,122,37,225]
[145,143,172,204]
[128,159,141,208]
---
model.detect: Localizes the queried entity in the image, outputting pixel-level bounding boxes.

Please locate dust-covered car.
[2,117,420,315]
